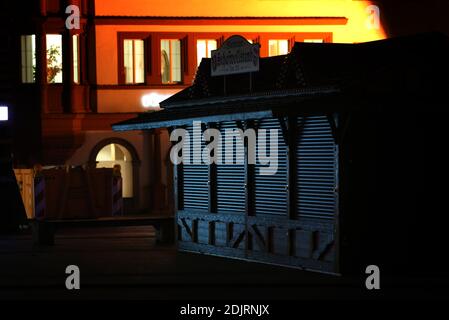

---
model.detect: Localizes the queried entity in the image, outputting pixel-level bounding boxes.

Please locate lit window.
[268,40,289,57]
[303,39,324,43]
[72,35,80,84]
[21,35,36,83]
[46,34,63,83]
[161,39,182,84]
[196,39,217,66]
[0,106,8,121]
[124,39,145,84]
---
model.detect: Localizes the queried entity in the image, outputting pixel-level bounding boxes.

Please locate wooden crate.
[14,167,121,219]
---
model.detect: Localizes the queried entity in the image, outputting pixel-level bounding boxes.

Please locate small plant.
[47,45,62,83]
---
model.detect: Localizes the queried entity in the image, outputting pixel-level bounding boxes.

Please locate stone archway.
[89,138,141,214]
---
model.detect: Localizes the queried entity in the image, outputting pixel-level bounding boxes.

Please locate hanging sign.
[211,35,260,76]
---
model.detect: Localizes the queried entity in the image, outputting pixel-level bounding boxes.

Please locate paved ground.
[0,226,447,300]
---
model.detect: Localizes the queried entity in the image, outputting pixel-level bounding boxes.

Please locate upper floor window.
[72,35,80,84]
[21,35,36,83]
[303,39,324,43]
[124,39,145,84]
[46,34,63,83]
[268,39,289,57]
[161,39,182,84]
[196,39,217,67]
[115,32,330,86]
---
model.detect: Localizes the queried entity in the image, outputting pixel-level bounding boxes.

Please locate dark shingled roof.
[113,32,449,131]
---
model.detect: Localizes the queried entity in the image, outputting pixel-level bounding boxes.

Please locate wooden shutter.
[216,121,246,214]
[182,124,209,211]
[296,116,337,219]
[254,117,288,215]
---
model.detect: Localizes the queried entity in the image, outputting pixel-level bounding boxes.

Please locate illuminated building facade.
[0,0,385,214]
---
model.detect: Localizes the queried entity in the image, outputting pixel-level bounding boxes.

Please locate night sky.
[375,0,449,37]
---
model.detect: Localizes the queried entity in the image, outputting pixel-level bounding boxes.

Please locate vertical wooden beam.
[177,162,184,212]
[168,126,184,215]
[171,126,182,242]
[244,120,255,256]
[278,116,297,220]
[152,129,166,211]
[207,123,217,213]
[278,116,291,219]
[287,115,298,220]
[334,112,348,274]
[169,127,180,213]
[244,120,255,217]
[173,164,179,213]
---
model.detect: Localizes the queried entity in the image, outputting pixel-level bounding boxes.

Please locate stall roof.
[112,86,341,131]
[113,32,449,132]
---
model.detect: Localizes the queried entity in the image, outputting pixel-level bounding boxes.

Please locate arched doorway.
[96,143,133,198]
[89,139,140,213]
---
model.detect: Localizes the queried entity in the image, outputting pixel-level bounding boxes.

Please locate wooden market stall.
[113,33,449,275]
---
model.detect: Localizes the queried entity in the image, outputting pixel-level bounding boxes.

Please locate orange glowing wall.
[93,0,386,112]
[94,0,386,42]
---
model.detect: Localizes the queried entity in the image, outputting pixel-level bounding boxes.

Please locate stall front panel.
[175,114,339,274]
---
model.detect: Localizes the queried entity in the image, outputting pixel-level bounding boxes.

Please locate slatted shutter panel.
[182,124,209,211]
[254,117,288,215]
[296,116,337,219]
[216,121,246,214]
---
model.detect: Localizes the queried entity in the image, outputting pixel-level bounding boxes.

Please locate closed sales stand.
[113,33,449,275]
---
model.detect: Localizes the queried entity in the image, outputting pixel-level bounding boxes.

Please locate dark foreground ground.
[0,226,447,300]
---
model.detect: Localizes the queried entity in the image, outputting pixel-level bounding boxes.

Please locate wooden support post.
[171,126,184,212]
[207,123,217,213]
[244,120,255,217]
[152,129,166,210]
[286,116,298,220]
